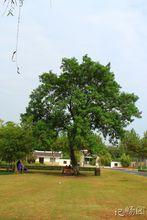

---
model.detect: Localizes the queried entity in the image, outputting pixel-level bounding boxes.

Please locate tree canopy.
[22,55,141,173]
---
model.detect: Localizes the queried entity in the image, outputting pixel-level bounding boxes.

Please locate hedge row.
[138,169,147,172]
[0,164,95,172]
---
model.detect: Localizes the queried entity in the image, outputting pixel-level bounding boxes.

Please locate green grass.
[0,169,146,220]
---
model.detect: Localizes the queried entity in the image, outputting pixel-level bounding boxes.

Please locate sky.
[0,0,147,137]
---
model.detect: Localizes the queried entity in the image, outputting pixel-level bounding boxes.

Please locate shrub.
[100,152,112,166]
[120,153,131,167]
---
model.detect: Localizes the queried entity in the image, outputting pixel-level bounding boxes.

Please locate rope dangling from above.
[12,0,24,74]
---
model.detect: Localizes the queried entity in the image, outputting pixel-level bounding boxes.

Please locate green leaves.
[0,121,33,163]
[22,55,141,160]
[120,129,147,160]
[141,131,147,158]
[120,153,131,167]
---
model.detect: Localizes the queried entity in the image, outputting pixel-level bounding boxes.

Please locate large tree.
[22,55,140,174]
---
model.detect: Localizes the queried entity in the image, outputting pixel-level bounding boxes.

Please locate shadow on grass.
[28,170,62,176]
[27,170,94,177]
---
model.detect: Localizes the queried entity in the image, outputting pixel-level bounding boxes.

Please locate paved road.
[111,168,147,177]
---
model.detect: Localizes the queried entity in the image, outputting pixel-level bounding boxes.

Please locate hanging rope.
[12,0,24,74]
[50,0,52,8]
[3,0,53,74]
[2,0,11,16]
[2,0,17,16]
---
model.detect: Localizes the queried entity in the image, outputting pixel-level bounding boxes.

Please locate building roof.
[34,150,62,158]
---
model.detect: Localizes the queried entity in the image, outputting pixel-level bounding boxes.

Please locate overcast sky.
[0,0,147,136]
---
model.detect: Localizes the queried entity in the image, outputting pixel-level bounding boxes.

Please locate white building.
[34,150,70,166]
[111,161,122,168]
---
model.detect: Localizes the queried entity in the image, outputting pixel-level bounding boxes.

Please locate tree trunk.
[68,129,80,176]
[69,144,79,175]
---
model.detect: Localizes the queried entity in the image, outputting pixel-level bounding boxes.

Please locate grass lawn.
[0,169,146,220]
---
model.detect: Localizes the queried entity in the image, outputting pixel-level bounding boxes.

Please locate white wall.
[35,156,70,166]
[111,161,122,168]
[56,159,71,166]
[36,156,51,163]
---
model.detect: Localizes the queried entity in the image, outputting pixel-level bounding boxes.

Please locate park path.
[111,168,147,177]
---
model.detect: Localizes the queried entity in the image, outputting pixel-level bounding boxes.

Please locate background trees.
[0,121,33,163]
[119,129,147,161]
[0,117,146,168]
[22,55,140,173]
[118,129,147,167]
[107,146,122,161]
[120,153,131,167]
[140,131,147,160]
[119,129,141,158]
